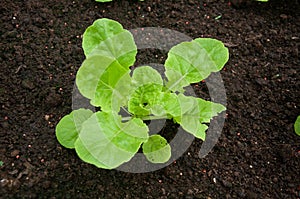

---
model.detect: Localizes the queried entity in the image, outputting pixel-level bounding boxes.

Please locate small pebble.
[213,177,217,183]
[280,14,288,19]
[44,115,50,121]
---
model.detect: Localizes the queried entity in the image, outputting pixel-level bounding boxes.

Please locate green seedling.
[56,18,228,169]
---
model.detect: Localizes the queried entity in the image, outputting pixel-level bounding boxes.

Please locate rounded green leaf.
[82,18,137,67]
[75,112,148,169]
[78,18,138,111]
[193,38,229,72]
[131,66,163,87]
[87,30,137,68]
[76,55,131,110]
[143,135,171,163]
[56,109,93,149]
[76,55,114,100]
[165,38,229,92]
[295,116,300,136]
[82,18,124,57]
[75,139,110,169]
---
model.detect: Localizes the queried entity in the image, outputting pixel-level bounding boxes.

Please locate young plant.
[56,18,229,169]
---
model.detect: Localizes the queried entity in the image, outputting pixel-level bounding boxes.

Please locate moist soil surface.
[1,0,300,198]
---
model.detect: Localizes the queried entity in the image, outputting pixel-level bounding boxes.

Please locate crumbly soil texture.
[1,0,300,198]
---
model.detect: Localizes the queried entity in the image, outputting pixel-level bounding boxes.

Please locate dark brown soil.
[1,0,300,198]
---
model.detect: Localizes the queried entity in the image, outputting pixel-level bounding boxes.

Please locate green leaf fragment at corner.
[55,109,93,149]
[75,112,149,169]
[295,116,300,136]
[142,135,171,163]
